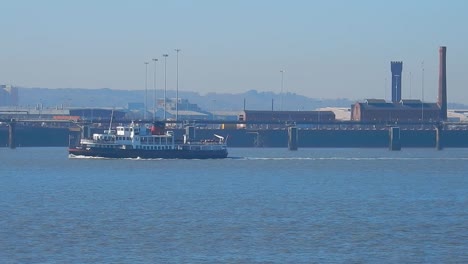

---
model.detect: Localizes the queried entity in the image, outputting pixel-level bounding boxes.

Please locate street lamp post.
[421,61,425,124]
[175,49,181,125]
[280,70,284,111]
[152,58,158,122]
[317,99,322,129]
[212,99,216,129]
[144,62,149,120]
[162,54,169,120]
[384,77,387,101]
[409,71,412,99]
[90,99,94,122]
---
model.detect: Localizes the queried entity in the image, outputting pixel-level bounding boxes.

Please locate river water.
[1,147,468,263]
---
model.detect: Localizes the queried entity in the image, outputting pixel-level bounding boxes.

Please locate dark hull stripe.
[69,148,228,159]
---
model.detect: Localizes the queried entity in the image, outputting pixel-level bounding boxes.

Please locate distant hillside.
[17,87,355,111]
[16,87,467,111]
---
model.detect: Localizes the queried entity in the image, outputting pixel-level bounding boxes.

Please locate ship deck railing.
[82,139,116,144]
[176,144,226,151]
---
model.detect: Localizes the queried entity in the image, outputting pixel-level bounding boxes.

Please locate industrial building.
[352,46,448,123]
[69,108,127,120]
[157,98,202,112]
[351,99,440,122]
[0,107,127,121]
[0,85,18,106]
[239,110,335,123]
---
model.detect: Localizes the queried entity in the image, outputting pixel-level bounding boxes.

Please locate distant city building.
[211,111,243,121]
[0,106,69,120]
[164,110,209,120]
[240,110,336,123]
[157,98,201,112]
[318,107,351,121]
[0,106,127,121]
[127,102,144,111]
[127,99,201,119]
[351,99,441,122]
[0,85,19,106]
[69,108,127,120]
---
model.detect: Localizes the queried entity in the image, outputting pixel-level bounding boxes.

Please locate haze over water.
[2,1,468,102]
[1,147,468,263]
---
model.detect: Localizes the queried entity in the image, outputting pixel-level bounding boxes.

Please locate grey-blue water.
[1,147,468,263]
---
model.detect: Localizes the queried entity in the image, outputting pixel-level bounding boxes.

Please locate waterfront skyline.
[1,1,468,103]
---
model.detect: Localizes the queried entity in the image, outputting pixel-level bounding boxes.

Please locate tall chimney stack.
[438,46,447,120]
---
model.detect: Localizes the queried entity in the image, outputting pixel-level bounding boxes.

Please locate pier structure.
[0,47,460,150]
[435,124,444,150]
[2,118,468,148]
[8,119,16,149]
[288,126,298,151]
[389,127,401,151]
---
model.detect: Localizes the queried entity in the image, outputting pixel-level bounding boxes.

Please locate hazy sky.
[1,0,467,103]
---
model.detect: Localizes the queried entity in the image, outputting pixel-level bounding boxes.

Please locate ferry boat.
[68,122,228,159]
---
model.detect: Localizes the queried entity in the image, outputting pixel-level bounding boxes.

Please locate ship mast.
[108,109,114,134]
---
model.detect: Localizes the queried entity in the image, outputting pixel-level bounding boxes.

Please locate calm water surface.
[1,147,468,263]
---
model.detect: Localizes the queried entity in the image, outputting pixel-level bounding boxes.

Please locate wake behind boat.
[68,122,228,159]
